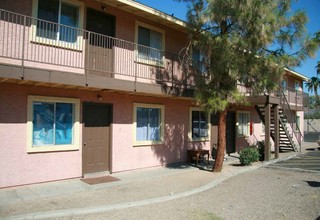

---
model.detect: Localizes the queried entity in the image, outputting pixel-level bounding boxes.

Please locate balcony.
[237,83,308,110]
[0,9,194,96]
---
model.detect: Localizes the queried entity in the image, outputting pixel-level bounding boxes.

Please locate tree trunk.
[213,108,227,172]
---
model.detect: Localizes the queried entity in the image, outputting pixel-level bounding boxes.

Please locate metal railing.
[237,83,307,108]
[279,88,303,148]
[0,9,192,87]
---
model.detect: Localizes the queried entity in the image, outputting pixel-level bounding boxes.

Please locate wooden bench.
[187,149,210,165]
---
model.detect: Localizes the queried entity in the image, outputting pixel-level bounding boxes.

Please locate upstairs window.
[192,48,206,74]
[33,0,83,47]
[295,81,301,91]
[136,22,165,65]
[281,78,288,94]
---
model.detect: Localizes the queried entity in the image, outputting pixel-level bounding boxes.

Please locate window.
[281,78,288,94]
[295,81,300,91]
[133,103,164,145]
[192,48,206,74]
[237,111,250,136]
[32,0,83,47]
[190,108,209,140]
[136,22,165,65]
[27,96,80,152]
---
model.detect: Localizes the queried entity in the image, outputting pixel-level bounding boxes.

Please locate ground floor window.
[237,111,250,136]
[133,103,164,145]
[27,96,80,152]
[190,108,209,141]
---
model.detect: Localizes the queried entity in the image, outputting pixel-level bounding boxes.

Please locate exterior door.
[226,111,236,154]
[82,103,112,174]
[211,112,236,155]
[86,8,115,74]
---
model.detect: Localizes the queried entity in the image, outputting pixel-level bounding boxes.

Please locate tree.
[306,77,320,107]
[178,0,317,172]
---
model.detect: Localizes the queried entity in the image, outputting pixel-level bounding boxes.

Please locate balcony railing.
[0,9,194,90]
[237,83,307,108]
[0,9,309,103]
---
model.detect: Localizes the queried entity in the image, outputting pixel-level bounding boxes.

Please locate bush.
[239,147,260,166]
[257,141,265,161]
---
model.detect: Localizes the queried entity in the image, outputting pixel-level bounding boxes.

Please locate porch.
[0,9,194,97]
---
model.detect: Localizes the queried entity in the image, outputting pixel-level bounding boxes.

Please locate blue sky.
[137,0,320,90]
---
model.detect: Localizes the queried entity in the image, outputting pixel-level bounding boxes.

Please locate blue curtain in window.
[136,107,160,141]
[55,103,73,145]
[33,102,73,146]
[33,102,55,146]
[149,108,160,141]
[59,3,79,43]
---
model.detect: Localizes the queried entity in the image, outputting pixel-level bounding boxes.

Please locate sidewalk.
[0,141,317,220]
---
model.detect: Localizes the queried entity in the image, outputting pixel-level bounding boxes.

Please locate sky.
[136,0,320,92]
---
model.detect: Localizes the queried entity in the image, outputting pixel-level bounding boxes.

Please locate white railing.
[0,9,190,87]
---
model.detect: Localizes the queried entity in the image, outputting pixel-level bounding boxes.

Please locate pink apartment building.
[0,0,308,188]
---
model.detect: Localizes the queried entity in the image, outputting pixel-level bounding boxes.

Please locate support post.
[274,104,279,159]
[264,102,271,161]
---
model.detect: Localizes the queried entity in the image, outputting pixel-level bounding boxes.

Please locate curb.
[6,165,258,220]
[5,152,302,220]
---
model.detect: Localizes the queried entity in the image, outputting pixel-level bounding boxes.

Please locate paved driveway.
[268,150,320,172]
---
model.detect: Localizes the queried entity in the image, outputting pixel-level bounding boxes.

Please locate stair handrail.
[277,86,302,148]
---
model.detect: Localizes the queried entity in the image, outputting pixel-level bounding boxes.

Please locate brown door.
[82,103,112,174]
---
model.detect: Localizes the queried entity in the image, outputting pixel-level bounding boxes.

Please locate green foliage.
[304,110,320,119]
[239,147,260,166]
[180,0,317,113]
[257,141,266,161]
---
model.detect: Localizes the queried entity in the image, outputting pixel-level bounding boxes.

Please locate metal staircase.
[255,105,298,151]
[255,88,302,152]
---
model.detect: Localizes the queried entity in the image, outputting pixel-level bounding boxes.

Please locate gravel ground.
[61,167,320,220]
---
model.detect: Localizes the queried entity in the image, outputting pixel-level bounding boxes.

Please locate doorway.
[82,103,112,174]
[226,111,236,154]
[210,111,236,154]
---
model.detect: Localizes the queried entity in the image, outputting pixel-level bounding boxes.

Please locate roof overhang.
[100,0,188,33]
[284,68,309,81]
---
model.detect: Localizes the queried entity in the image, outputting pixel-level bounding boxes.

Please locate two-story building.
[0,0,308,188]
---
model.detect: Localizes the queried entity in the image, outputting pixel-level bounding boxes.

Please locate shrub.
[257,141,265,161]
[239,147,260,166]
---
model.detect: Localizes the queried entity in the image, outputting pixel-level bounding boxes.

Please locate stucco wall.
[0,83,82,188]
[0,83,211,187]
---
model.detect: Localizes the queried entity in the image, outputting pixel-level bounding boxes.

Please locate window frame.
[192,47,207,75]
[135,21,165,66]
[237,111,250,137]
[133,103,165,146]
[189,108,210,141]
[27,95,80,153]
[31,0,84,50]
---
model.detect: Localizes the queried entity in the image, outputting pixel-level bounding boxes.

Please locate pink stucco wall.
[234,106,267,152]
[0,84,82,188]
[0,82,211,187]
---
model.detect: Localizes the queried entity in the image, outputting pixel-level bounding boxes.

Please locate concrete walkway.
[1,140,318,220]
